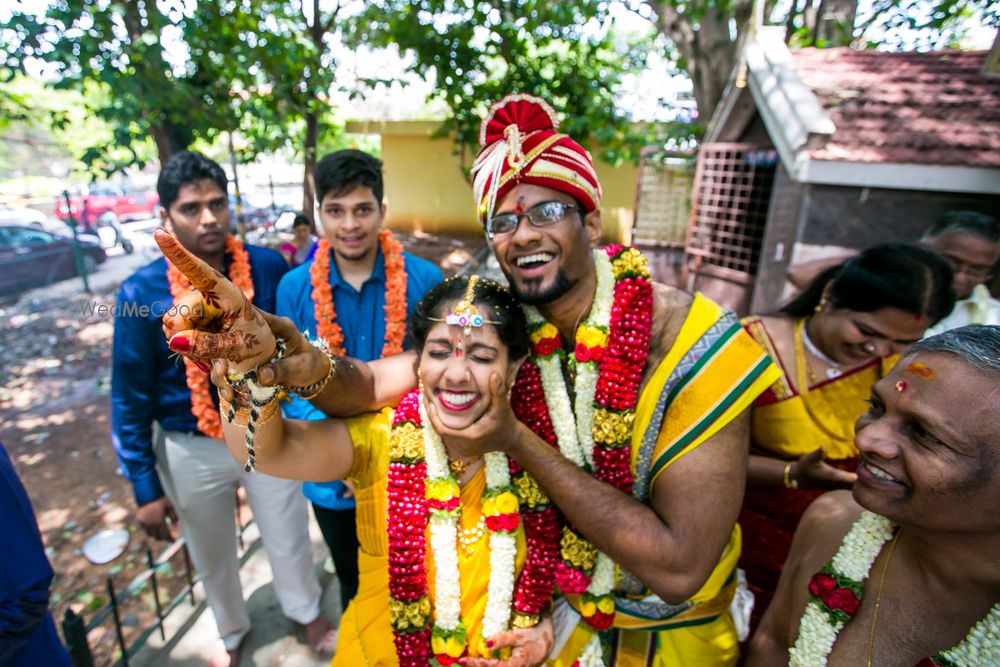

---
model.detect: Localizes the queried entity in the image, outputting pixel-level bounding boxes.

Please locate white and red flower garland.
[512,245,653,657]
[386,389,562,666]
[791,511,1000,667]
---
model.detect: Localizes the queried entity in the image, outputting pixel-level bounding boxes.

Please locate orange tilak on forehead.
[905,362,935,380]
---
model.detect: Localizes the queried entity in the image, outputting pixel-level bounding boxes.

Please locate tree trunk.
[646,0,753,125]
[303,107,318,222]
[815,0,857,44]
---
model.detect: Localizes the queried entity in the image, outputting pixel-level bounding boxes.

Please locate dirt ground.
[0,229,486,665]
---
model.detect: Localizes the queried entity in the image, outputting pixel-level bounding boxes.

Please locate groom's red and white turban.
[471,94,602,227]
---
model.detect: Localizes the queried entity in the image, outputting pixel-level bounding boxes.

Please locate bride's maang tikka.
[431,275,500,337]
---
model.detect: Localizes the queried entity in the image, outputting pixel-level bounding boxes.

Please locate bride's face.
[418,316,516,432]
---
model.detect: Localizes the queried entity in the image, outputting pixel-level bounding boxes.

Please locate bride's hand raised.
[154,228,275,372]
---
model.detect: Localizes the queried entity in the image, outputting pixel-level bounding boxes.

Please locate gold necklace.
[867,530,901,667]
[448,455,481,478]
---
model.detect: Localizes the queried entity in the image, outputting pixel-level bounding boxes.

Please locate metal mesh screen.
[686,143,776,280]
[631,149,695,246]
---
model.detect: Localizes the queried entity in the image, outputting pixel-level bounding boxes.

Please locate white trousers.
[157,429,321,649]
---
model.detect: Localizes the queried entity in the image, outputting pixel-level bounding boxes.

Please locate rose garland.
[310,229,407,356]
[387,389,562,666]
[514,246,653,655]
[791,511,1000,667]
[166,235,254,439]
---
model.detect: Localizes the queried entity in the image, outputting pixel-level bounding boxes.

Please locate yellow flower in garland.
[426,478,460,502]
[389,596,431,631]
[593,408,634,446]
[576,324,608,350]
[560,526,598,572]
[389,423,423,460]
[530,322,560,344]
[432,624,468,661]
[513,474,550,509]
[611,247,650,279]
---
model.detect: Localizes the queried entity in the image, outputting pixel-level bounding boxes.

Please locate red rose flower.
[435,652,462,666]
[574,343,591,363]
[826,588,861,616]
[535,338,560,356]
[486,513,521,532]
[808,573,836,598]
[584,609,615,630]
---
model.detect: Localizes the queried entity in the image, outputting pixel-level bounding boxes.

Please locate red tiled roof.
[789,48,1000,167]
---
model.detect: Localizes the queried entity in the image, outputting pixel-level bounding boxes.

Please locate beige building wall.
[346,120,638,243]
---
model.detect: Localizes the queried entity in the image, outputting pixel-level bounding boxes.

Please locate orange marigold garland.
[166,235,254,440]
[310,229,408,357]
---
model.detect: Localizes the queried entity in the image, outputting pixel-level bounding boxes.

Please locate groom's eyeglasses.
[486,200,580,239]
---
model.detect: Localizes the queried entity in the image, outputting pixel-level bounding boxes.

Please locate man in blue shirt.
[0,441,71,667]
[110,152,331,666]
[276,149,442,611]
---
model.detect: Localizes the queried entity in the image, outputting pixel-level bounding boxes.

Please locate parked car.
[0,207,70,236]
[0,224,106,294]
[55,184,160,225]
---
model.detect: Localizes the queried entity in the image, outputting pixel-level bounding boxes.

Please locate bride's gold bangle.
[783,462,799,490]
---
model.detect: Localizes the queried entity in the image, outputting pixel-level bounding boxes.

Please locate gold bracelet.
[783,461,799,490]
[292,351,337,400]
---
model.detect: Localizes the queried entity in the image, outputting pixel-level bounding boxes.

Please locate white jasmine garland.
[577,634,604,667]
[421,395,463,631]
[429,514,463,630]
[523,248,620,667]
[939,605,1000,665]
[481,451,517,639]
[791,511,1000,666]
[789,600,838,666]
[419,394,521,645]
[484,451,510,488]
[573,250,614,469]
[588,553,616,595]
[830,511,894,582]
[525,306,587,468]
[420,395,451,481]
[483,531,518,638]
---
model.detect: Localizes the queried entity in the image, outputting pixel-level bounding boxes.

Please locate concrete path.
[132,511,343,667]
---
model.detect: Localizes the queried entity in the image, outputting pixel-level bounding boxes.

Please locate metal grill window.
[631,149,695,246]
[686,144,776,278]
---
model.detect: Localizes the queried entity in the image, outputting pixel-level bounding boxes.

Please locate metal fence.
[631,148,696,247]
[61,503,254,666]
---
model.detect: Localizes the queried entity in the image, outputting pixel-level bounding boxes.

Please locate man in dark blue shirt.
[0,441,71,667]
[276,149,442,612]
[110,152,331,666]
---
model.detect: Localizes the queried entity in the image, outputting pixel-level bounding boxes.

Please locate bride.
[153,228,559,666]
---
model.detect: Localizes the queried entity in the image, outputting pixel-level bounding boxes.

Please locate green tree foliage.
[183,0,343,215]
[1,0,231,171]
[349,0,673,171]
[2,0,345,209]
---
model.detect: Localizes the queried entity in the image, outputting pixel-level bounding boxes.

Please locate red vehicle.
[55,184,160,226]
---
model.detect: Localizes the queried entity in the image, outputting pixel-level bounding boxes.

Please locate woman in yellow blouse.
[739,243,955,622]
[215,274,562,667]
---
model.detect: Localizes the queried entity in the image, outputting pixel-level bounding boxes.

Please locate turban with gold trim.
[471,94,602,227]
